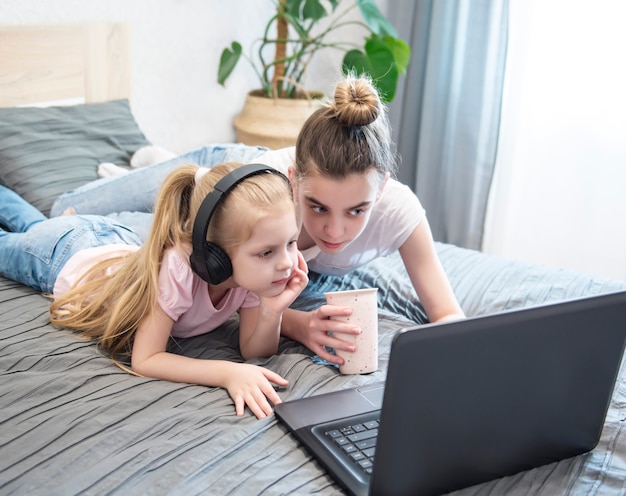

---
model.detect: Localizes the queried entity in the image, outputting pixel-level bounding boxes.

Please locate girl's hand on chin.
[224,364,288,419]
[285,251,309,298]
[261,251,309,314]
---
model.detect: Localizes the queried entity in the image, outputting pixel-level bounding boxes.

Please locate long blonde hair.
[50,162,293,359]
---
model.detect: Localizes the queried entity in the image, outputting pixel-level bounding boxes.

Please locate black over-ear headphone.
[190,163,288,285]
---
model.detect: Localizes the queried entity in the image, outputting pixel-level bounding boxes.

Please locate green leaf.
[217,42,242,86]
[285,0,332,22]
[343,49,373,76]
[355,0,397,38]
[301,0,329,21]
[383,36,411,74]
[284,0,302,17]
[342,38,399,103]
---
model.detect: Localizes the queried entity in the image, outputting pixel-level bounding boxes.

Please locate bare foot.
[62,207,76,216]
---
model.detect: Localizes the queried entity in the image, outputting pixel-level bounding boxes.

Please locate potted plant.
[218,0,411,148]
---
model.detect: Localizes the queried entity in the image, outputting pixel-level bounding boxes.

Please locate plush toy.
[97,145,176,178]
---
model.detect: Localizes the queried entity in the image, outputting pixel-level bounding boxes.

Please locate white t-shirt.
[256,147,426,276]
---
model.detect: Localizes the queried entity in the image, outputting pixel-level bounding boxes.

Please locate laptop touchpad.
[356,382,385,408]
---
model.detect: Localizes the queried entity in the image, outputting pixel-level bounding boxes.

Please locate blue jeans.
[0,186,142,293]
[49,143,267,240]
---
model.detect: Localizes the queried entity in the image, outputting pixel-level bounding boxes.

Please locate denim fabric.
[0,186,141,293]
[0,184,46,232]
[50,143,268,217]
[103,212,154,243]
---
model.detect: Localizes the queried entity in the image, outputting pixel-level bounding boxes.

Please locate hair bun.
[332,75,381,127]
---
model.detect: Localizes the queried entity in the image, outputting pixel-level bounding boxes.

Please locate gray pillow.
[0,99,150,216]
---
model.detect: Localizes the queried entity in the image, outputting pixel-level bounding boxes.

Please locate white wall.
[0,0,366,154]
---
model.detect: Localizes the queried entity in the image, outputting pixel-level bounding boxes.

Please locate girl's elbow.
[130,355,150,376]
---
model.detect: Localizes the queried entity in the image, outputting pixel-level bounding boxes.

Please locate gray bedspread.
[1,243,625,495]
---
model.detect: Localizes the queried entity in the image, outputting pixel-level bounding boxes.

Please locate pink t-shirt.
[157,244,259,338]
[54,243,260,339]
[53,244,141,296]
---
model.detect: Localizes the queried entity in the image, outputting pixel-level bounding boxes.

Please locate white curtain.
[482,0,626,280]
[388,0,509,250]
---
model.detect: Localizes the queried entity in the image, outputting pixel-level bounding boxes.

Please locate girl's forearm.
[132,352,237,387]
[239,306,282,359]
[279,308,308,343]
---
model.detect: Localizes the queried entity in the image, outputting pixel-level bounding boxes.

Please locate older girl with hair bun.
[0,162,308,419]
[258,75,465,364]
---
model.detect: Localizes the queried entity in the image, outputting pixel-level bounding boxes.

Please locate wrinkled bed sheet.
[1,243,625,495]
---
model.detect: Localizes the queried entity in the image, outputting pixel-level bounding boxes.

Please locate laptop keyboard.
[324,414,381,476]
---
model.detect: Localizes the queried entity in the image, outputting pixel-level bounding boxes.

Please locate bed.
[1,23,626,495]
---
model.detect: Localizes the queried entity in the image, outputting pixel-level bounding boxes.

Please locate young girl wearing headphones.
[0,163,308,419]
[257,75,465,364]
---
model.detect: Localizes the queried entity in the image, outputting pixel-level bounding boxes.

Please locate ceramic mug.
[324,288,379,374]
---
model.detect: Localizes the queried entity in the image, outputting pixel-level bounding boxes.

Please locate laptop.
[275,291,626,496]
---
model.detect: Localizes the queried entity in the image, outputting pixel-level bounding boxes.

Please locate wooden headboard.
[0,22,130,107]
